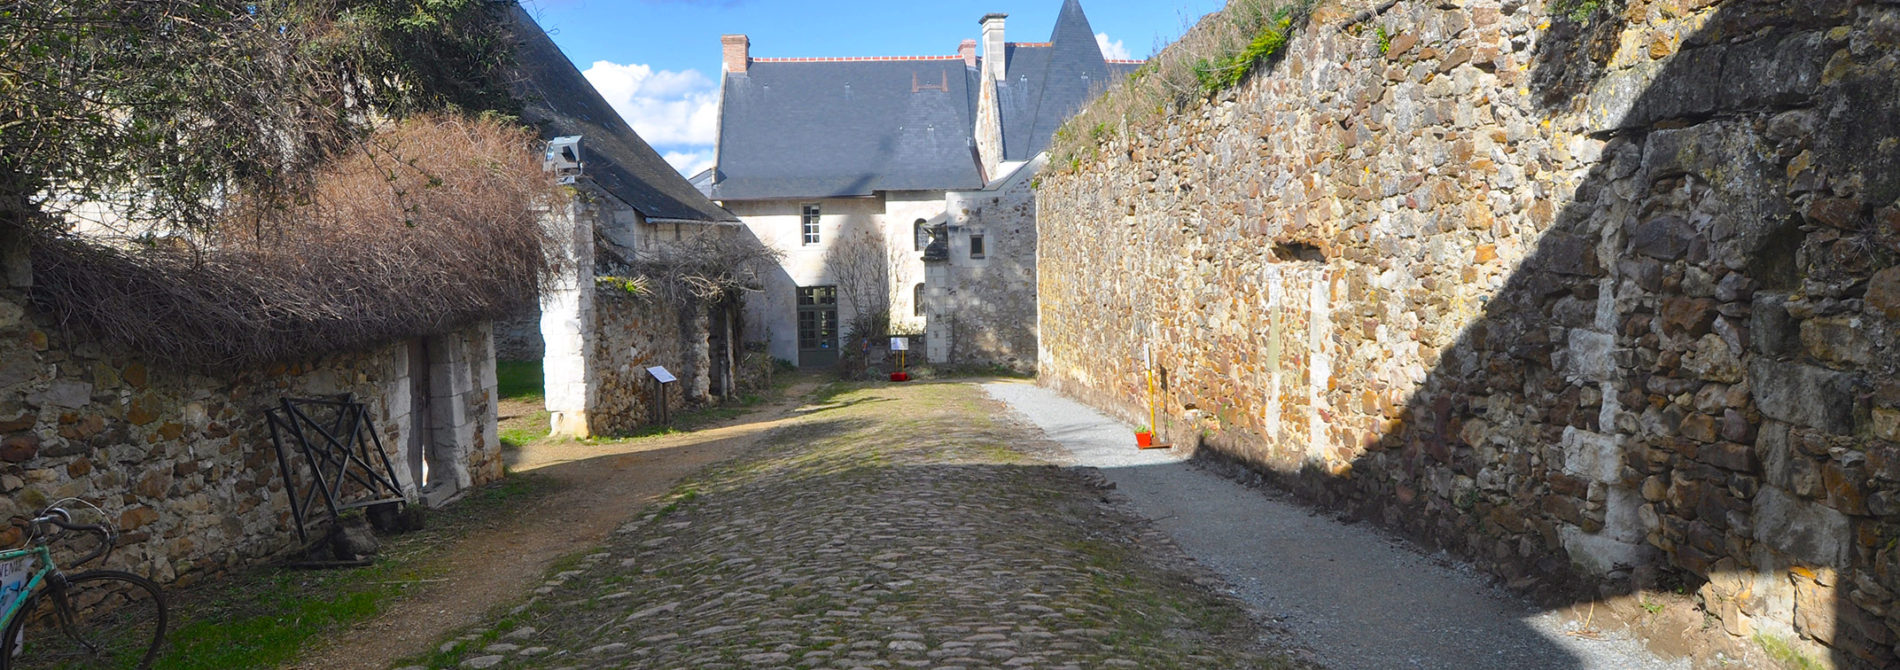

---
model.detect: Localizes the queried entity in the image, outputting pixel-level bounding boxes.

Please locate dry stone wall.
[1038,0,1900,665]
[0,263,501,587]
[586,292,707,437]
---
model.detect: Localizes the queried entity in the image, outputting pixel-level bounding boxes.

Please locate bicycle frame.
[0,545,54,634]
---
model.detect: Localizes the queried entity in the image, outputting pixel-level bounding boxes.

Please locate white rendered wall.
[540,199,597,437]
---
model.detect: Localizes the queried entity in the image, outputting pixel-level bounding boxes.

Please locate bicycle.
[0,506,167,669]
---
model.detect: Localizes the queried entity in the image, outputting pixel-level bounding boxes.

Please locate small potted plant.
[1134,425,1154,448]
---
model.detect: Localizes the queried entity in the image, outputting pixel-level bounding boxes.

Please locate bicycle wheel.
[0,570,167,670]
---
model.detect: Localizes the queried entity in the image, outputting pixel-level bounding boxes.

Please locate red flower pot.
[1135,431,1154,448]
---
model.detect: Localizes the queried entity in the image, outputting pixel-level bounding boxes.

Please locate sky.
[519,0,1231,176]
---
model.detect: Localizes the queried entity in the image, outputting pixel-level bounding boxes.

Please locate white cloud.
[581,60,720,149]
[1095,33,1132,60]
[662,150,716,176]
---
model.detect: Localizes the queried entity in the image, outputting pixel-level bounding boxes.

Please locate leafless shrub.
[598,230,783,307]
[823,225,907,379]
[29,115,563,369]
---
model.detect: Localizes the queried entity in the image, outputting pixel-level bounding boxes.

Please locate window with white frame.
[801,204,821,246]
[969,233,985,259]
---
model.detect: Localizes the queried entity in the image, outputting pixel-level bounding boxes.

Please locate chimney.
[721,34,750,75]
[980,14,1007,81]
[959,39,978,68]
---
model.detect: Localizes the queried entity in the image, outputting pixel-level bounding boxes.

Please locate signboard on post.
[889,337,909,352]
[647,366,678,424]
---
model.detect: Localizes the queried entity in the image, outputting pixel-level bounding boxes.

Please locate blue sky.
[519,0,1229,175]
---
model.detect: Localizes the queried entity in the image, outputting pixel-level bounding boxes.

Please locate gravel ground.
[409,381,1312,669]
[984,380,1690,670]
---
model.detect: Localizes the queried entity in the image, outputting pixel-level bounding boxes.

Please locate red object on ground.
[890,372,910,382]
[1135,431,1154,448]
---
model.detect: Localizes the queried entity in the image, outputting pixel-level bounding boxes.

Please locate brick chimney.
[959,39,978,68]
[721,34,750,75]
[980,14,1007,81]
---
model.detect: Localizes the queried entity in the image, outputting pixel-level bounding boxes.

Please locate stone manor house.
[704,0,1139,369]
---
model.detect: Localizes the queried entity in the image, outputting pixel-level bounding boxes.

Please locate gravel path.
[411,381,1311,669]
[984,380,1688,670]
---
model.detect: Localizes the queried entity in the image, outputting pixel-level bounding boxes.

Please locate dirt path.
[287,381,817,670]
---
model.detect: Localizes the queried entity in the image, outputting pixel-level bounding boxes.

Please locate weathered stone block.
[28,380,91,409]
[1750,359,1857,433]
[1868,267,1900,319]
[1536,233,1600,276]
[1562,427,1622,484]
[1565,329,1615,383]
[1752,294,1799,356]
[1700,441,1757,472]
[0,347,38,391]
[0,435,38,463]
[1754,486,1851,568]
[1680,413,1720,443]
[1800,316,1872,366]
[1630,216,1694,260]
[1660,297,1718,337]
[1719,32,1830,112]
[1683,334,1744,383]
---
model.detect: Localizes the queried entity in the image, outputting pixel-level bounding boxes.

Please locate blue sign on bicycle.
[0,558,27,613]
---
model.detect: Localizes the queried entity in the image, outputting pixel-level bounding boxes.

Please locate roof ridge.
[752,55,966,63]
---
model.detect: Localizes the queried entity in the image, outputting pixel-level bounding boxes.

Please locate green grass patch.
[499,408,550,448]
[1193,8,1294,94]
[1550,0,1607,23]
[152,474,561,670]
[496,360,544,401]
[1754,632,1825,670]
[1045,0,1313,174]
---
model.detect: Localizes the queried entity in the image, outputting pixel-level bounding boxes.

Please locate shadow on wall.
[1217,1,1900,668]
[1049,0,1900,668]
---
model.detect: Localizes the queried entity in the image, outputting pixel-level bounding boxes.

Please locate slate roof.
[995,0,1141,162]
[713,59,987,200]
[713,0,1134,201]
[502,4,738,223]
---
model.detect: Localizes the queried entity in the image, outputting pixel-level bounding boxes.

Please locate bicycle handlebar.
[25,507,115,568]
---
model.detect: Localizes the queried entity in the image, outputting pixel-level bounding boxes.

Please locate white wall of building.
[726,192,943,366]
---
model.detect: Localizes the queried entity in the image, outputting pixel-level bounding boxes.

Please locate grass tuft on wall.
[1046,0,1314,174]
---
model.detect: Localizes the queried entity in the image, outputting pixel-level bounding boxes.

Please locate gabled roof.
[712,60,986,201]
[996,0,1137,162]
[502,4,738,223]
[711,0,1137,201]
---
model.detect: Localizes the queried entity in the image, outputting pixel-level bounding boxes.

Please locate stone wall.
[0,245,501,587]
[494,307,544,362]
[586,291,707,437]
[541,192,719,438]
[923,159,1042,372]
[1037,0,1900,665]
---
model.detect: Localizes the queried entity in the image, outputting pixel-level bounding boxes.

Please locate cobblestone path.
[410,381,1308,669]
